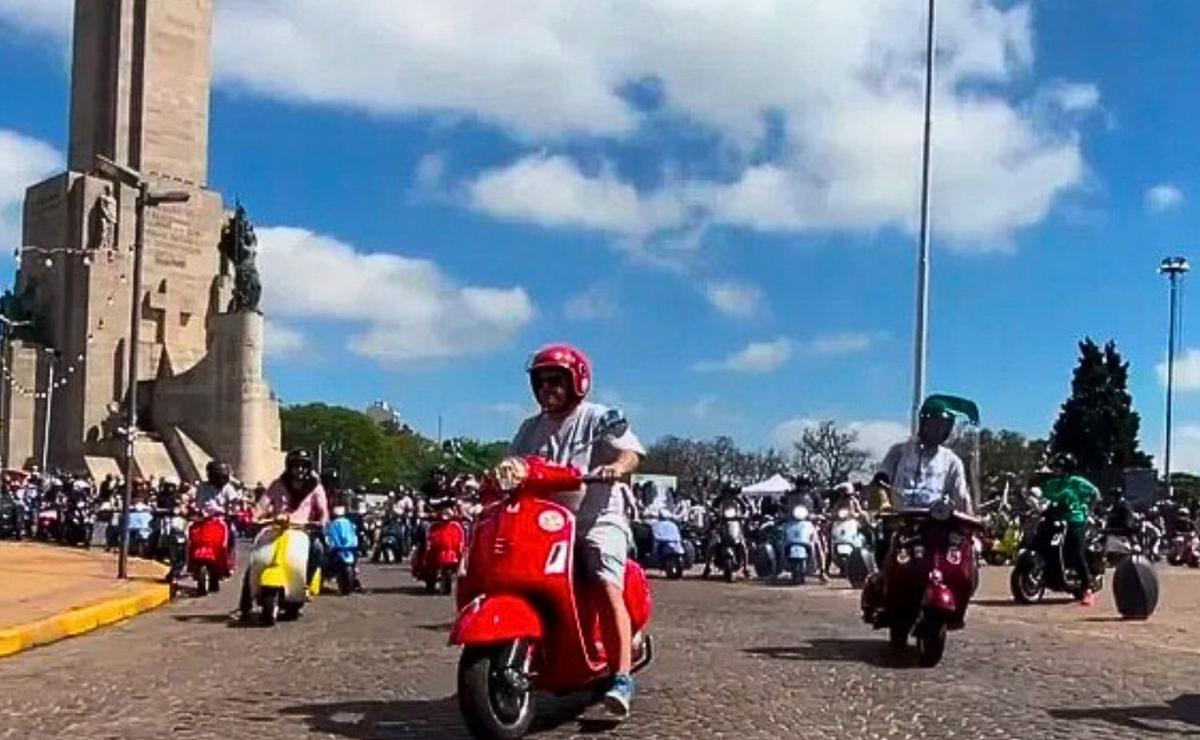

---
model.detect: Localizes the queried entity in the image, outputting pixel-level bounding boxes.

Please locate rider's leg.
[585,524,636,717]
[1067,522,1092,598]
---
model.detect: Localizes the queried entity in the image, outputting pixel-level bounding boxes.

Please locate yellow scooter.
[246,518,321,625]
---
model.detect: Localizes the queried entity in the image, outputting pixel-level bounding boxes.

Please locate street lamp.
[911,0,937,432]
[93,155,190,579]
[1160,256,1190,500]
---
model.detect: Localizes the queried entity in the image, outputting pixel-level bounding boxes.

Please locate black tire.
[916,622,947,667]
[1010,558,1045,604]
[457,646,536,740]
[372,551,381,564]
[208,568,221,594]
[723,565,734,583]
[1113,556,1160,621]
[439,570,454,596]
[337,569,353,596]
[425,578,438,594]
[195,571,209,597]
[281,602,302,621]
[666,561,683,580]
[791,566,805,585]
[1168,552,1182,567]
[259,588,279,626]
[846,551,869,590]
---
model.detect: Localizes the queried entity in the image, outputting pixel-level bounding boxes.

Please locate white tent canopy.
[741,474,793,497]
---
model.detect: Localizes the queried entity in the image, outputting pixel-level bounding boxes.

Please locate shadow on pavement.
[415,622,453,632]
[972,597,1074,607]
[282,691,599,739]
[1048,693,1200,735]
[744,640,916,668]
[366,585,434,596]
[171,613,266,629]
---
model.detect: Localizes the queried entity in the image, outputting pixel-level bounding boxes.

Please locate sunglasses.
[532,371,570,388]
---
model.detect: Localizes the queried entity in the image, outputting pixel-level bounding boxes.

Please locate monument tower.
[8,0,282,483]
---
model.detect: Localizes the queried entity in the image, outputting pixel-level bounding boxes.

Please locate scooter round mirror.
[597,408,629,439]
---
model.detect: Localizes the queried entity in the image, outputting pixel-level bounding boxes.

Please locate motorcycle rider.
[509,343,645,719]
[194,460,239,556]
[240,448,330,616]
[412,465,455,559]
[1040,451,1100,606]
[702,482,753,579]
[878,397,972,514]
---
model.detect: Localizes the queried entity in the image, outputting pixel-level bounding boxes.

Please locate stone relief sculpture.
[89,184,117,253]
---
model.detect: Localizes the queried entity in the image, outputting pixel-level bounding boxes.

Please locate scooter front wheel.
[916,621,947,668]
[458,645,536,740]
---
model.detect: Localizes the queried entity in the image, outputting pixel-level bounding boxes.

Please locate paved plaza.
[0,560,1195,739]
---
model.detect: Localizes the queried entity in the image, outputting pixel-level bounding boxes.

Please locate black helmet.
[320,468,340,490]
[285,448,314,478]
[1050,451,1078,475]
[205,460,230,481]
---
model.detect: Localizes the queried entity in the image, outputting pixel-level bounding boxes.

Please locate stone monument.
[7,0,282,484]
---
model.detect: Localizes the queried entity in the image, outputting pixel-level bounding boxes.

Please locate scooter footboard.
[449,595,544,647]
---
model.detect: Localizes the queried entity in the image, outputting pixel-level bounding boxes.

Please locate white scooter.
[830,508,872,589]
[244,519,320,625]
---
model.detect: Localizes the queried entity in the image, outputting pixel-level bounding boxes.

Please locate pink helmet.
[528,343,592,399]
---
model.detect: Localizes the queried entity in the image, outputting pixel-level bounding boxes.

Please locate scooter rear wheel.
[458,645,535,740]
[439,570,455,596]
[195,570,209,597]
[259,589,279,626]
[337,569,353,596]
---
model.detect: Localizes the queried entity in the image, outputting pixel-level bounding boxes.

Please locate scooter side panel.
[449,594,544,646]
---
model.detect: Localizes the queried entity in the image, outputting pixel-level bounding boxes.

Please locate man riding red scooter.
[411,465,467,595]
[861,395,983,667]
[449,343,650,737]
[187,460,237,595]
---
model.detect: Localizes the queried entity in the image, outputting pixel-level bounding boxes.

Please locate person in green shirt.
[1040,452,1101,606]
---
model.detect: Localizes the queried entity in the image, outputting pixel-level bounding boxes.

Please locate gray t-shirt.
[509,401,645,534]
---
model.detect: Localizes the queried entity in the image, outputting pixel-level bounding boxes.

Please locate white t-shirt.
[878,439,972,514]
[510,401,645,534]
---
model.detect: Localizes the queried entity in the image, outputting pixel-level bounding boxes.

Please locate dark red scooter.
[862,499,983,667]
[449,454,654,739]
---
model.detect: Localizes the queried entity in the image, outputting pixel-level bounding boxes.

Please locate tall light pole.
[94,155,190,579]
[911,0,938,431]
[39,348,61,473]
[1161,256,1190,499]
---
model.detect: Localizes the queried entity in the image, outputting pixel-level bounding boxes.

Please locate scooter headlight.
[722,507,738,519]
[494,457,529,492]
[792,505,808,520]
[837,508,850,520]
[896,548,911,564]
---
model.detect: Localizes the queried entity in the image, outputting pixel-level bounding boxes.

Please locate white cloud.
[414,152,447,192]
[704,281,764,318]
[1170,424,1200,474]
[1157,349,1200,391]
[772,417,909,462]
[256,226,534,363]
[469,154,685,236]
[488,402,531,419]
[1,1,1096,245]
[694,338,792,374]
[0,0,70,39]
[564,283,618,321]
[0,130,61,252]
[801,332,874,357]
[1146,184,1184,214]
[263,320,307,358]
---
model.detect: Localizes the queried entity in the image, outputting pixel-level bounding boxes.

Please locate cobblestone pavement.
[0,561,1196,739]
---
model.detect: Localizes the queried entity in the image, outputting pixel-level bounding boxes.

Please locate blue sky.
[2,1,1200,467]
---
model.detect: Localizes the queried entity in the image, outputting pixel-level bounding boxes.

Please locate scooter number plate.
[787,544,805,559]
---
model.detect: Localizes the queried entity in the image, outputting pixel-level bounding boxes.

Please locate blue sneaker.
[604,673,635,719]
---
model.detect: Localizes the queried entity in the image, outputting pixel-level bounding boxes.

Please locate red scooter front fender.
[449,595,544,647]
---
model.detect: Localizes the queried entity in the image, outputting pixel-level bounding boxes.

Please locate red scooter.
[412,509,466,595]
[187,513,234,595]
[449,455,654,739]
[862,499,983,667]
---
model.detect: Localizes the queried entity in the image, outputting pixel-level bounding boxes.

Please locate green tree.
[1049,338,1153,475]
[978,428,1045,497]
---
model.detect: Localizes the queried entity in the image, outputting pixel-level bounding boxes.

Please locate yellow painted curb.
[0,581,171,659]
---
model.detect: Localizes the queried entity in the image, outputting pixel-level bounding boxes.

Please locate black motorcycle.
[1010,513,1105,603]
[710,506,748,582]
[60,500,94,548]
[373,516,408,564]
[0,492,21,540]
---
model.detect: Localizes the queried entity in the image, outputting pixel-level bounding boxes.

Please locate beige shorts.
[579,520,631,589]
